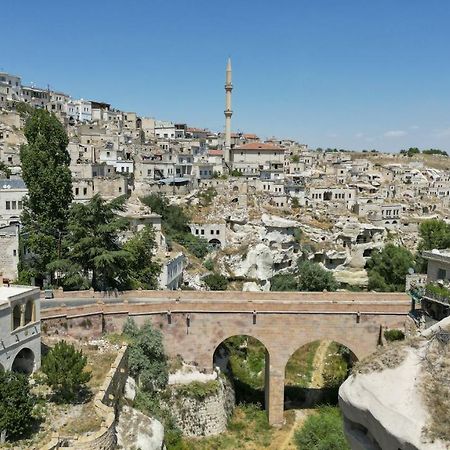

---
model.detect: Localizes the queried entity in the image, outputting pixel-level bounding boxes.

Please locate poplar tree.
[19,109,73,283]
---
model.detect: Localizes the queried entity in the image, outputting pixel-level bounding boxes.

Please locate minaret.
[224,57,233,163]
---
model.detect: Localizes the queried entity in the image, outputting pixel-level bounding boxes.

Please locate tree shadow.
[284,385,339,410]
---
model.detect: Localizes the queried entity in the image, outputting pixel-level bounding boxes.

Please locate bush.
[297,261,338,292]
[0,371,36,441]
[42,341,91,402]
[367,244,415,292]
[270,273,298,291]
[203,259,214,271]
[384,329,405,342]
[203,273,229,290]
[128,321,168,393]
[294,406,349,450]
[175,380,220,400]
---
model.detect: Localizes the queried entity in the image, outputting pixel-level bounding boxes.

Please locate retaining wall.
[38,346,128,450]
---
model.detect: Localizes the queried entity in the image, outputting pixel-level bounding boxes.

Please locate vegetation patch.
[173,380,221,400]
[294,406,349,450]
[421,333,450,444]
[353,342,408,374]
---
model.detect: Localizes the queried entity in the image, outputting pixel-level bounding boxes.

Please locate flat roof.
[0,286,39,305]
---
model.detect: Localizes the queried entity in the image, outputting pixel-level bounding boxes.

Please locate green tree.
[270,273,298,291]
[0,161,11,178]
[297,261,338,291]
[59,194,130,291]
[128,321,168,393]
[42,341,91,402]
[416,219,450,272]
[203,273,229,290]
[0,371,36,441]
[142,193,209,259]
[123,225,161,289]
[294,406,349,450]
[367,244,415,292]
[19,109,73,283]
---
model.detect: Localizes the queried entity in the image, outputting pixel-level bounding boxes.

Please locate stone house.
[0,285,41,374]
[189,223,227,248]
[421,249,450,320]
[0,179,27,224]
[230,142,285,176]
[0,224,19,281]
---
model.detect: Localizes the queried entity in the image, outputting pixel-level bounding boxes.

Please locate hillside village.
[1,66,450,450]
[1,69,450,293]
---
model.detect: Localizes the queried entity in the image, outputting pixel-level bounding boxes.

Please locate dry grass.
[352,342,408,374]
[421,337,450,444]
[60,402,103,435]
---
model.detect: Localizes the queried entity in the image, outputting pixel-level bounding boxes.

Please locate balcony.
[423,283,450,307]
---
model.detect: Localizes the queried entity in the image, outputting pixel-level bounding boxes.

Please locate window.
[201,229,205,235]
[119,187,122,193]
[13,249,17,256]
[5,201,10,210]
[438,268,446,280]
[195,229,199,235]
[18,201,22,209]
[75,187,79,195]
[216,230,220,235]
[210,230,214,235]
[11,201,16,209]
[83,187,87,195]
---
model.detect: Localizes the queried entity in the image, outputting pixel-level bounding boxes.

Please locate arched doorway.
[11,348,35,375]
[213,335,269,408]
[208,238,222,249]
[284,340,357,410]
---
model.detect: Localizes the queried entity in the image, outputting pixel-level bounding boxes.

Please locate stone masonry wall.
[167,377,235,437]
[38,346,128,450]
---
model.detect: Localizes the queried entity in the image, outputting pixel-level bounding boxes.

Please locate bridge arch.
[213,334,270,407]
[11,347,35,375]
[284,339,358,410]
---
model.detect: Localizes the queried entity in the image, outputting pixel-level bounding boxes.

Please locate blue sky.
[2,0,450,152]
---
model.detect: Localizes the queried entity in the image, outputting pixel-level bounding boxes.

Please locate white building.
[0,72,22,102]
[189,223,227,248]
[74,99,92,122]
[158,253,185,290]
[0,179,27,225]
[155,120,175,139]
[0,285,41,374]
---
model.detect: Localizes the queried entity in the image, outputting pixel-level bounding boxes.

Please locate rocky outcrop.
[339,324,449,450]
[166,377,235,437]
[116,406,165,450]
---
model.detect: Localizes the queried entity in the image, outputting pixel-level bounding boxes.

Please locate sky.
[2,0,450,152]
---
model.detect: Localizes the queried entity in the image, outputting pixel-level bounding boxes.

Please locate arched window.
[12,305,21,330]
[25,301,34,324]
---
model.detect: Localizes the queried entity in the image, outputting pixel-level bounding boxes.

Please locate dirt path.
[278,341,332,450]
[310,340,331,388]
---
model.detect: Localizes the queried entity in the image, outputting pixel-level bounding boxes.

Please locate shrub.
[175,380,220,400]
[0,371,36,441]
[42,341,91,402]
[203,273,229,290]
[366,244,415,292]
[384,329,405,342]
[297,261,338,292]
[203,259,214,271]
[270,273,298,291]
[128,322,168,393]
[294,406,349,450]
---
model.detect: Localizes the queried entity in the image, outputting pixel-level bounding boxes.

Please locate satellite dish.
[408,267,415,275]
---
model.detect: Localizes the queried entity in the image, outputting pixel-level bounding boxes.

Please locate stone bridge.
[41,290,411,425]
